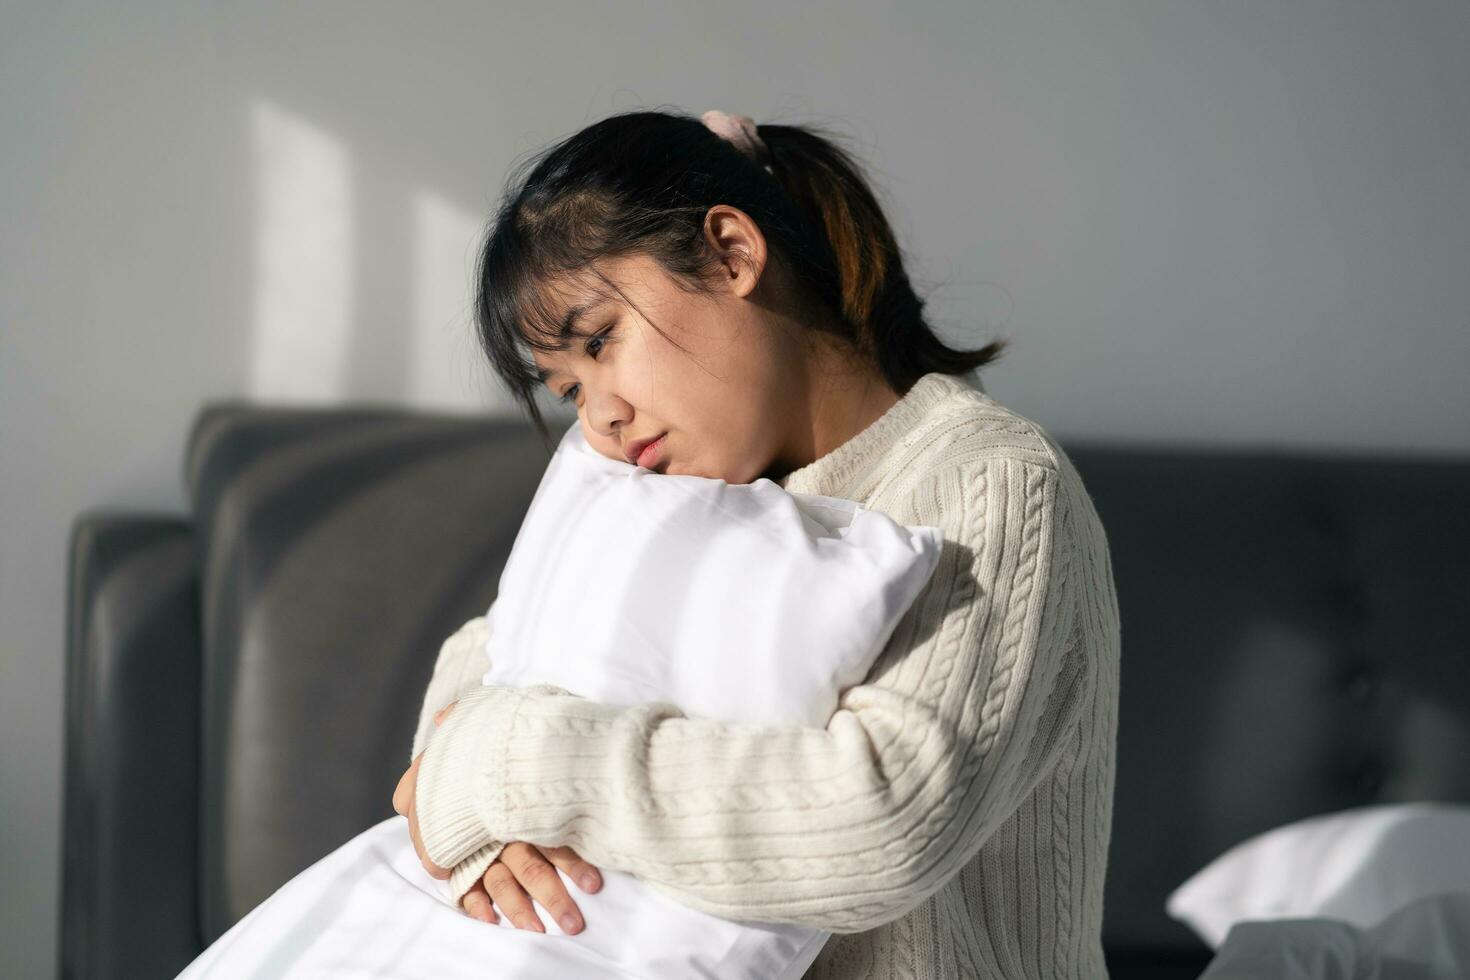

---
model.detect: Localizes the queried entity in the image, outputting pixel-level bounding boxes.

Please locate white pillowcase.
[482,421,943,726]
[1166,802,1470,950]
[476,420,944,980]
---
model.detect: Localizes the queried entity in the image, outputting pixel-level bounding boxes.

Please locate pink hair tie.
[700,109,775,175]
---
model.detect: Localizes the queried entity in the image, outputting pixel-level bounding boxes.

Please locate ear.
[702,205,767,299]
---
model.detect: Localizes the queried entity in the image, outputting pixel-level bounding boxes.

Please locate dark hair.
[473,107,1008,449]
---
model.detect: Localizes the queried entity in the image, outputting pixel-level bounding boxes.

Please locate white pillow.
[482,420,944,727]
[473,420,944,980]
[1166,802,1470,949]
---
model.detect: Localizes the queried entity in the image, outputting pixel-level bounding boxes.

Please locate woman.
[397,108,1120,979]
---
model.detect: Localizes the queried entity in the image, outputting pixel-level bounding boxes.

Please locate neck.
[762,345,902,484]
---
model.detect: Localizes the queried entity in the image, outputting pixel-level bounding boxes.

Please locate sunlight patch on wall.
[247,99,354,403]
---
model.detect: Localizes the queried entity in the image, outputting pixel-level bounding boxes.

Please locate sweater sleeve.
[415,456,1091,931]
[409,614,496,762]
[407,614,514,900]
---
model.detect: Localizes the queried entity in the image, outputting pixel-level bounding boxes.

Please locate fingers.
[460,879,498,924]
[485,842,587,935]
[433,701,458,726]
[483,858,545,933]
[538,843,602,894]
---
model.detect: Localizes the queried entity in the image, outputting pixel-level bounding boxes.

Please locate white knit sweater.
[410,370,1120,979]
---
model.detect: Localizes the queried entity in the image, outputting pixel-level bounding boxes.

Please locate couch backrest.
[184,405,1470,954]
[184,404,555,943]
[1062,441,1470,951]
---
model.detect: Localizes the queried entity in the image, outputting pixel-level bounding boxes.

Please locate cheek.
[581,422,623,460]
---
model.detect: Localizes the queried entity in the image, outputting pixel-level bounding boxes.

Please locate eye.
[584,323,613,360]
[558,324,614,404]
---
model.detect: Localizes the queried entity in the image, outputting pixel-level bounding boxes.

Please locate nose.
[585,386,630,440]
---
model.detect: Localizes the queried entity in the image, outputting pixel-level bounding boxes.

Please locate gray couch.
[61,401,1470,979]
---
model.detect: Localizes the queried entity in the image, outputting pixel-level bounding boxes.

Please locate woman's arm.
[417,454,1093,932]
[407,615,511,898]
[410,615,494,762]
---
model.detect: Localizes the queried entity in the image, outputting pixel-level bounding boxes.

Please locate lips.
[629,432,667,469]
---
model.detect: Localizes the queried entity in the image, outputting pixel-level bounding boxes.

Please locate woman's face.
[528,209,810,485]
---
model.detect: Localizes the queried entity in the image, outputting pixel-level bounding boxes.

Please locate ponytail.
[757,122,1007,392]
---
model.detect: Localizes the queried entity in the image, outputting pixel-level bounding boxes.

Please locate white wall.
[3,1,1468,974]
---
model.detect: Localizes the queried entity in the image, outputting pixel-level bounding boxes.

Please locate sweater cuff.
[415,683,521,870]
[447,842,506,907]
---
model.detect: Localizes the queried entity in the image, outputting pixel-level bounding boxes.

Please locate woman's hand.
[393,700,604,933]
[459,841,603,934]
[391,737,450,880]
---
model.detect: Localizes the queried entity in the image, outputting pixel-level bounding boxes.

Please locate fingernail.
[579,872,599,892]
[559,913,581,933]
[526,918,544,933]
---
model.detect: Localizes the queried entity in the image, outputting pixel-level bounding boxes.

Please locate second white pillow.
[1166,802,1470,949]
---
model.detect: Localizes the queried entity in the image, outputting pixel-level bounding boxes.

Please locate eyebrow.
[534,300,602,383]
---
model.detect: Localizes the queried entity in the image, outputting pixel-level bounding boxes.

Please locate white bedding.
[178,814,829,980]
[176,421,943,979]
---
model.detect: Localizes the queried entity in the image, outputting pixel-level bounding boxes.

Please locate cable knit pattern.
[407,617,513,899]
[409,616,496,762]
[411,371,1120,979]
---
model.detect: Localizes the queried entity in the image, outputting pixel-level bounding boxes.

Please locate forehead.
[526,275,614,382]
[531,253,671,330]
